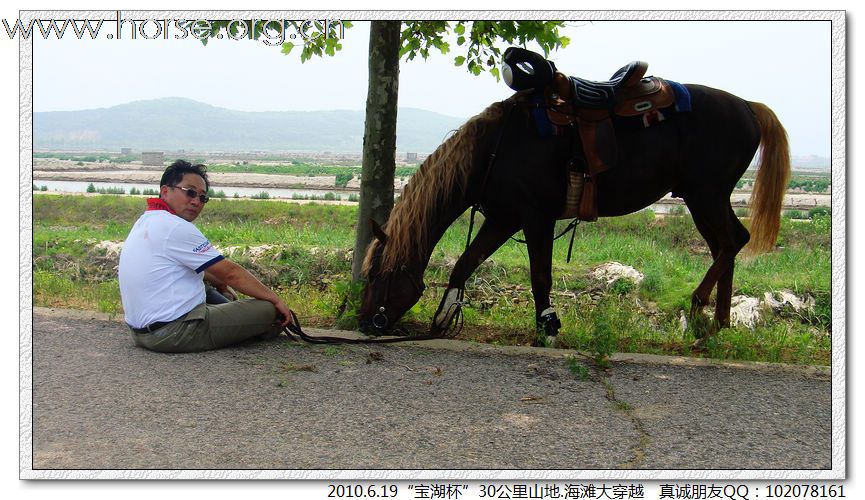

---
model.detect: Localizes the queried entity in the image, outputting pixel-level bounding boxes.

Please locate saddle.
[503,48,681,222]
[546,63,675,221]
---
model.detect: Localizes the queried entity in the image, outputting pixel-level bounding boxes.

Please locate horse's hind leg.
[685,196,750,345]
[714,204,750,327]
[432,217,519,333]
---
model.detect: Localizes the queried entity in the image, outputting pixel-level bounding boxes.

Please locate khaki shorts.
[131,299,282,353]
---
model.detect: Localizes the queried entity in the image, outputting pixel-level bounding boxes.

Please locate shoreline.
[32,172,831,211]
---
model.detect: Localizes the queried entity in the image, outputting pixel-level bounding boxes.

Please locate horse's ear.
[370,219,388,244]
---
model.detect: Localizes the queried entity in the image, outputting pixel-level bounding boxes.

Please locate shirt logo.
[192,241,214,254]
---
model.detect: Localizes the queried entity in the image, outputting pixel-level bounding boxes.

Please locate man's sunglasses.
[170,185,209,204]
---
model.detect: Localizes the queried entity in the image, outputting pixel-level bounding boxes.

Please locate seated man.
[118,160,296,353]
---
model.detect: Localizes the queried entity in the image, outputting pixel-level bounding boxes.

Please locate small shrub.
[86,183,96,193]
[129,187,141,195]
[334,280,364,330]
[323,192,338,201]
[142,188,158,196]
[588,297,621,368]
[784,210,806,220]
[347,193,359,202]
[566,355,590,380]
[808,207,830,219]
[668,204,688,216]
[251,191,270,199]
[335,172,353,188]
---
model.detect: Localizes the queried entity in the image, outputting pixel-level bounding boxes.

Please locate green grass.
[32,194,832,365]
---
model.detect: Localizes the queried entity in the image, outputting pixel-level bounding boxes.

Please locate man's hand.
[273,301,298,328]
[218,285,238,301]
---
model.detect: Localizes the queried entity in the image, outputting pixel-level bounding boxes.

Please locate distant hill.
[791,155,831,171]
[33,98,468,154]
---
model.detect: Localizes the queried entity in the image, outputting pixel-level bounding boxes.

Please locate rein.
[283,313,451,345]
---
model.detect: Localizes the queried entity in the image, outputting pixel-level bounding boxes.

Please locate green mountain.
[33,97,468,153]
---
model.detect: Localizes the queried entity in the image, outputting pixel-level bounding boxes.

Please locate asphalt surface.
[28,308,832,471]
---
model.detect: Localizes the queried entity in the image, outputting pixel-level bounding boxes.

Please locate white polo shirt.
[119,199,224,329]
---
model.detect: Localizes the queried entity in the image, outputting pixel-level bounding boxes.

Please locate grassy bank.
[32,194,832,365]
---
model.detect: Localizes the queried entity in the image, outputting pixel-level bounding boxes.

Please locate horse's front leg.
[521,217,559,347]
[432,217,519,333]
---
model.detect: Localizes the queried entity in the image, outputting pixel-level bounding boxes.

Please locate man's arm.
[203,269,237,301]
[205,258,295,326]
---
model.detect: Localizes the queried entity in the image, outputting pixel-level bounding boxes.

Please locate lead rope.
[283,316,450,345]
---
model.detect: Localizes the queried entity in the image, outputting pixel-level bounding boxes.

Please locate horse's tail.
[745,101,791,255]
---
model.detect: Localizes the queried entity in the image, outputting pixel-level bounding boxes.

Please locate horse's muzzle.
[359,312,389,336]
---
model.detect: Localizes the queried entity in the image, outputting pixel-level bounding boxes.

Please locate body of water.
[32,180,356,201]
[32,180,824,217]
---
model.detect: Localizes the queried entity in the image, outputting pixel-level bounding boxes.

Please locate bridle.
[368,264,426,332]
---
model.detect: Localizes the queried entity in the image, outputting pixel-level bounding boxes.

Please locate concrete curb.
[31,306,830,378]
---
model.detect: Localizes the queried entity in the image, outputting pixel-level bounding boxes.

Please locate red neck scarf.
[145,198,176,214]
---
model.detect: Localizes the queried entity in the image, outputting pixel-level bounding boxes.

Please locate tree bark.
[351,21,401,282]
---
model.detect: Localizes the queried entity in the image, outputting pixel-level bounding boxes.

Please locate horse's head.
[358,220,426,335]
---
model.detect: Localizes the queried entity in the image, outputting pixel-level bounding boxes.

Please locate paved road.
[28,308,832,472]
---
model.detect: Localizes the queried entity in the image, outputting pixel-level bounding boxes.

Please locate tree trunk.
[351,21,401,282]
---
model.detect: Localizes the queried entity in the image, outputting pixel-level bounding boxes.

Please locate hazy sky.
[32,17,832,157]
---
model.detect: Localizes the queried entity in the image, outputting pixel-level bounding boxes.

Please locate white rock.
[590,262,644,285]
[729,295,762,329]
[763,289,815,313]
[95,240,123,258]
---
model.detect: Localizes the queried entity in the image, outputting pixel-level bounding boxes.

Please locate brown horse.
[358,85,790,346]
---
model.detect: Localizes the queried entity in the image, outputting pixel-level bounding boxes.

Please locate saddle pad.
[531,94,554,137]
[666,80,692,112]
[531,94,571,138]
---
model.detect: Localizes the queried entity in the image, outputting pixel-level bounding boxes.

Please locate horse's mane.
[363,99,510,275]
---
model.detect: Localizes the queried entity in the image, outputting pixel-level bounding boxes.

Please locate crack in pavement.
[598,372,651,469]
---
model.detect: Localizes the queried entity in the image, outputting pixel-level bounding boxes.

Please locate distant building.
[142,152,165,166]
[406,152,418,162]
[120,147,132,155]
